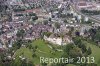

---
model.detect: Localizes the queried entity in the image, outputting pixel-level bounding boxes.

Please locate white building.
[44,35,62,45]
[44,35,73,45]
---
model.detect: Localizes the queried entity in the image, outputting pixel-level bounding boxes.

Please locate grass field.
[13,47,34,66]
[31,39,63,64]
[13,39,100,66]
[14,39,63,65]
[85,42,100,66]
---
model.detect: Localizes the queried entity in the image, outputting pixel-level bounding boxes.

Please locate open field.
[86,42,100,66]
[14,39,63,65]
[13,39,100,66]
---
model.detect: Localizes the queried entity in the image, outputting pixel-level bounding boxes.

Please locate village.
[0,0,99,49]
[0,0,100,66]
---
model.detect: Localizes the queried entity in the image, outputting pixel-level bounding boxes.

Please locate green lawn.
[14,39,63,65]
[31,39,63,57]
[31,39,63,64]
[85,42,100,66]
[13,47,34,66]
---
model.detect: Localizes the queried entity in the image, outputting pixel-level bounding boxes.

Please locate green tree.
[80,44,87,53]
[54,22,60,29]
[87,47,92,55]
[43,32,52,37]
[43,20,48,25]
[69,47,82,58]
[72,37,81,46]
[16,29,25,38]
[63,44,74,55]
[63,19,68,23]
[32,16,38,21]
[13,39,23,49]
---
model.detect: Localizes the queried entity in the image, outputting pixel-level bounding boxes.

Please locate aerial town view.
[0,0,100,66]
